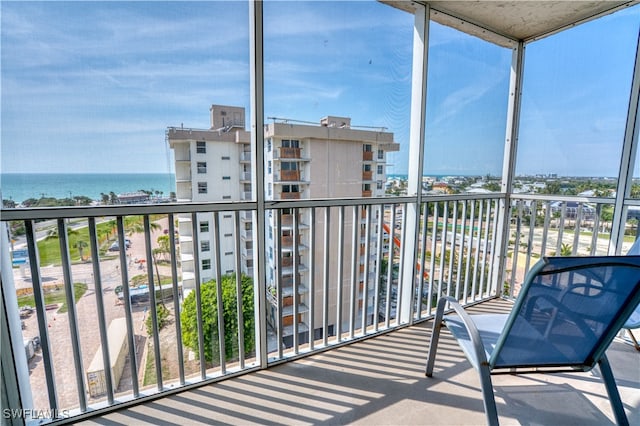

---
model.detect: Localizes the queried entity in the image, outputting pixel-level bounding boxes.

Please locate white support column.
[610,31,640,254]
[495,41,525,295]
[249,0,268,367]
[399,3,429,324]
[1,221,33,423]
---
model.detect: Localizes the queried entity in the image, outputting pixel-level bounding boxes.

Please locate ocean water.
[1,173,176,203]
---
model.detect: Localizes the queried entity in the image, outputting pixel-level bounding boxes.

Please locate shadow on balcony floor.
[80,299,639,425]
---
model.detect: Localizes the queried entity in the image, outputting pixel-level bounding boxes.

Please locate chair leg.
[478,364,499,426]
[626,329,640,351]
[598,355,629,426]
[425,297,448,377]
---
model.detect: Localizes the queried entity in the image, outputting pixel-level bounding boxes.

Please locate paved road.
[16,218,170,410]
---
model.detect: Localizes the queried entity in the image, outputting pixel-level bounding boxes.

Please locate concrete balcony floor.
[80,299,639,425]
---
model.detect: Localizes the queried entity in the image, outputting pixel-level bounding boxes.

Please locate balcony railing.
[281,192,301,200]
[280,147,301,158]
[279,170,301,181]
[1,192,637,423]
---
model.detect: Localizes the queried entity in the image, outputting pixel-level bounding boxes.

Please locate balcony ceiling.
[383,1,639,47]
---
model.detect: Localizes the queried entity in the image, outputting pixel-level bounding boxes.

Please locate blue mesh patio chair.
[624,239,640,350]
[425,256,640,426]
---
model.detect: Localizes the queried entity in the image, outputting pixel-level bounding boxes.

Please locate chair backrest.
[624,238,640,329]
[490,256,640,370]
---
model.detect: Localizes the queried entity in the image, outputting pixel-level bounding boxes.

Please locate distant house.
[549,201,596,220]
[117,191,150,204]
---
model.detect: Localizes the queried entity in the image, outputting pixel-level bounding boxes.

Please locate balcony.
[279,170,301,182]
[71,300,637,425]
[280,147,301,158]
[2,1,640,425]
[2,194,639,425]
[281,192,301,200]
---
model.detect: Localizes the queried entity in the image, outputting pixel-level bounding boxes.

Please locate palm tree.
[560,243,573,256]
[123,216,161,236]
[74,240,89,261]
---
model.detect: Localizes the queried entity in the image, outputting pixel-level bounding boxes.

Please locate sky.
[1,1,639,177]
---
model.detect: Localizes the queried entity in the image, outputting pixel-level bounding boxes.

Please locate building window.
[202,259,211,270]
[226,269,234,274]
[221,156,230,160]
[224,233,233,237]
[377,149,384,159]
[363,164,372,172]
[282,184,299,193]
[363,144,372,152]
[196,141,206,154]
[267,138,271,152]
[197,162,207,174]
[201,241,210,252]
[281,162,298,171]
[377,165,384,174]
[223,214,232,219]
[282,139,300,148]
[199,221,209,232]
[225,251,233,256]
[198,182,207,194]
[222,195,231,199]
[363,183,371,191]
[268,161,271,174]
[222,176,231,180]
[377,181,384,190]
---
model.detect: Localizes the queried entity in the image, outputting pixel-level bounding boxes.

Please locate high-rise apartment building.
[168,105,251,290]
[168,105,399,346]
[263,116,399,345]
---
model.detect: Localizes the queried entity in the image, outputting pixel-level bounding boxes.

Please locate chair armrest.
[437,296,491,368]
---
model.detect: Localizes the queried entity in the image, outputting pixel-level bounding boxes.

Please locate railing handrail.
[0,192,508,221]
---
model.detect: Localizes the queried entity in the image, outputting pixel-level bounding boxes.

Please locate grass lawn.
[36,220,120,266]
[17,282,88,313]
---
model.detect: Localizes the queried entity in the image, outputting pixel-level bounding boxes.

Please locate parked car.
[108,239,132,252]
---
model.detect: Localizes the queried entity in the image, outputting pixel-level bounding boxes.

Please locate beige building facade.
[169,105,399,346]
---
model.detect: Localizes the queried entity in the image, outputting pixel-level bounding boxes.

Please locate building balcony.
[362,170,373,181]
[281,192,301,200]
[279,170,301,181]
[280,147,301,158]
[363,151,374,161]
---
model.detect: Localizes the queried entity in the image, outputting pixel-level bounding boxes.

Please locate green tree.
[560,243,573,256]
[74,240,89,261]
[181,274,255,364]
[155,234,171,262]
